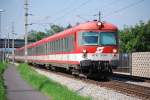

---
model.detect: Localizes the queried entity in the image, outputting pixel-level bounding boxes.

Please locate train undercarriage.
[24,60,113,80]
[71,60,113,79]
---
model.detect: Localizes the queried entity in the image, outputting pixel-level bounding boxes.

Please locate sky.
[0,0,150,39]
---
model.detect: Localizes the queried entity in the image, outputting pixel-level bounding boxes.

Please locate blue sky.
[0,0,150,38]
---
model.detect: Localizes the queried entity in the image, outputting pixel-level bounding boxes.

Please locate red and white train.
[13,20,119,78]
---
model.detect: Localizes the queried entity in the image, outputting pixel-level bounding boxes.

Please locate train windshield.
[80,32,117,45]
[100,32,117,45]
[82,32,98,45]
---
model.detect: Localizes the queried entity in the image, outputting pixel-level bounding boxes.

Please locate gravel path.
[34,68,141,100]
[3,64,50,100]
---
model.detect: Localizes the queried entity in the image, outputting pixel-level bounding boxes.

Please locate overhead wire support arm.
[98,11,101,22]
[93,11,102,22]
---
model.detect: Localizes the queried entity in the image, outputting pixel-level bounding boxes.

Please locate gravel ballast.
[33,68,141,100]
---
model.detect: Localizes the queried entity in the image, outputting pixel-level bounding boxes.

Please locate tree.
[65,24,72,29]
[28,30,48,41]
[45,24,64,36]
[28,24,69,41]
[119,20,150,53]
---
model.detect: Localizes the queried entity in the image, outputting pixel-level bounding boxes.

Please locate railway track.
[99,80,150,99]
[33,66,150,100]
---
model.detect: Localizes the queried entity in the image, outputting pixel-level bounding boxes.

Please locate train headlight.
[97,22,102,26]
[82,49,87,58]
[113,49,117,53]
[82,49,87,53]
[97,22,102,29]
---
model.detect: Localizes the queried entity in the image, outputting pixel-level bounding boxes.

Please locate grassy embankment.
[18,63,90,100]
[0,62,7,100]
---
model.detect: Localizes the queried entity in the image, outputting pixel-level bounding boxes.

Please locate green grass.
[0,62,7,100]
[18,63,91,100]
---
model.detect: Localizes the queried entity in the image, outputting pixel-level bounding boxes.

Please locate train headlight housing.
[82,49,87,53]
[97,22,102,26]
[97,22,103,29]
[113,49,117,53]
[82,49,87,58]
[113,49,117,57]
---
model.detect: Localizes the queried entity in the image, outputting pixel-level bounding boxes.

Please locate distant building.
[0,39,34,48]
[0,39,34,61]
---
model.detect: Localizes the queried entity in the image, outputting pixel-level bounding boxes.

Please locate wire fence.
[113,53,132,73]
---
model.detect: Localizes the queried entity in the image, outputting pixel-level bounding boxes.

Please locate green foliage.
[65,24,72,29]
[119,20,150,53]
[28,30,48,42]
[18,63,90,100]
[45,24,64,36]
[0,62,7,100]
[28,24,73,41]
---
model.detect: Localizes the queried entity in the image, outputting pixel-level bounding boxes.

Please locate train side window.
[62,39,64,52]
[44,44,46,54]
[32,48,34,55]
[68,36,71,51]
[36,46,38,54]
[51,42,53,52]
[39,45,41,54]
[54,41,56,52]
[64,38,66,52]
[53,41,55,52]
[48,42,49,53]
[42,45,44,54]
[66,37,69,52]
[37,46,39,54]
[58,40,60,52]
[55,40,57,52]
[42,43,46,54]
[30,48,31,55]
[49,42,52,52]
[50,42,51,52]
[50,41,52,52]
[48,42,51,52]
[56,40,58,52]
[52,41,54,52]
[67,35,74,51]
[41,45,43,54]
[49,42,50,52]
[40,45,42,54]
[59,40,60,52]
[71,35,74,51]
[60,39,62,52]
[47,42,48,53]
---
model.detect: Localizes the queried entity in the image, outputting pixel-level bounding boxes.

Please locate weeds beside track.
[17,63,90,100]
[0,62,7,100]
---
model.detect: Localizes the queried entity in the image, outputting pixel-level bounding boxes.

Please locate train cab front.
[77,25,119,78]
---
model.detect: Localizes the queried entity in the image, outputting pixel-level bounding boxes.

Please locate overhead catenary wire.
[52,0,91,23]
[76,15,88,22]
[52,0,77,16]
[94,0,120,12]
[77,0,145,23]
[103,0,145,18]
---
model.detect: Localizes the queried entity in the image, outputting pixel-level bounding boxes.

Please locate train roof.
[15,21,117,51]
